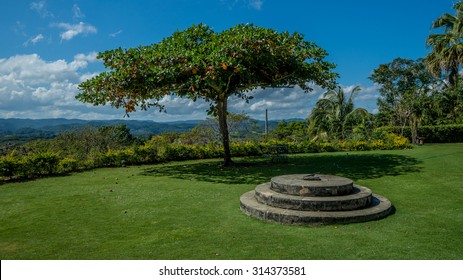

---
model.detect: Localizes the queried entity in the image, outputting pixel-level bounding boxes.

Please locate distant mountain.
[0,117,299,145]
[0,118,198,132]
[0,118,203,144]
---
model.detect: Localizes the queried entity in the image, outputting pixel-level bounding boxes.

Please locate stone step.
[240,190,393,225]
[270,174,353,196]
[254,183,372,211]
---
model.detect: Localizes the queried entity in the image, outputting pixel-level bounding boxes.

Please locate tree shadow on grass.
[141,153,422,185]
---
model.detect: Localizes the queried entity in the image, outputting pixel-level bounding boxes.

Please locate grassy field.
[1,143,462,260]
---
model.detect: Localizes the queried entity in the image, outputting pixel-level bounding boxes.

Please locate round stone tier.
[240,191,393,225]
[270,174,353,196]
[254,183,372,211]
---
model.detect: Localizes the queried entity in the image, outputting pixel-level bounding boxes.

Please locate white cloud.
[340,84,380,102]
[70,52,99,70]
[248,0,264,10]
[23,34,45,46]
[79,72,100,83]
[53,22,97,41]
[31,34,44,44]
[220,0,264,10]
[341,85,359,93]
[338,84,380,112]
[13,21,27,37]
[30,1,54,18]
[229,86,323,120]
[109,30,123,38]
[0,53,104,119]
[72,4,85,19]
[231,84,381,120]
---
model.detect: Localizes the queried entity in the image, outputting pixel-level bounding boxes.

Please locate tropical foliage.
[308,86,370,140]
[369,58,439,143]
[425,1,463,87]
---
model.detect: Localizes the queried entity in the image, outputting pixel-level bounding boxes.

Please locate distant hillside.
[0,118,201,144]
[0,118,295,145]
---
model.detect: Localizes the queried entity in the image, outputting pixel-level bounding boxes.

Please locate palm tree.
[308,86,369,140]
[425,1,463,87]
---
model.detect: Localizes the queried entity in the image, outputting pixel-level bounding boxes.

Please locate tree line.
[0,118,413,181]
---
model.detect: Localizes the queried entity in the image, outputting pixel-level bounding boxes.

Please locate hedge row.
[378,124,463,143]
[1,133,409,180]
[0,152,61,179]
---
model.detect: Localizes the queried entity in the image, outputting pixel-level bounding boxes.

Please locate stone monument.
[240,174,393,225]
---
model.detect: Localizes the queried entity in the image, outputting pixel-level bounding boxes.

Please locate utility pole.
[265,109,269,136]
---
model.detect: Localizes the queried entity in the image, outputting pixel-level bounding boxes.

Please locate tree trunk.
[449,67,458,88]
[217,98,233,167]
[410,116,418,144]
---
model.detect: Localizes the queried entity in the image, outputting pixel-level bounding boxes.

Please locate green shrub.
[390,133,410,149]
[376,124,463,143]
[231,141,262,157]
[25,152,60,177]
[58,158,78,173]
[0,152,23,179]
[168,144,197,161]
[200,143,223,159]
[302,141,320,153]
[286,142,305,153]
[84,148,104,169]
[132,144,159,164]
[350,140,370,151]
[101,149,136,167]
[371,139,386,150]
[319,142,336,152]
[418,124,463,143]
[335,141,349,151]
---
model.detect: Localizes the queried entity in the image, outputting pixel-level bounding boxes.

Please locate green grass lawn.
[1,143,463,259]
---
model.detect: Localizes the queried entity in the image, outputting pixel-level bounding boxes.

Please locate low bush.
[58,158,79,173]
[319,142,336,152]
[0,151,61,179]
[231,141,262,157]
[417,124,463,143]
[371,139,387,150]
[350,140,370,151]
[25,152,61,177]
[377,124,463,143]
[0,152,23,179]
[101,149,136,167]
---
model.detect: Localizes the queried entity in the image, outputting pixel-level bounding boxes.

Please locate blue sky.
[0,0,455,121]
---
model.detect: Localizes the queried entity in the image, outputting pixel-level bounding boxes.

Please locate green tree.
[270,120,308,142]
[52,124,134,161]
[77,23,337,166]
[370,58,437,143]
[425,1,463,87]
[308,86,369,140]
[432,83,463,124]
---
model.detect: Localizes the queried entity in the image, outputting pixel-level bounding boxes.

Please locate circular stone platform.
[240,174,393,225]
[270,174,353,196]
[254,183,372,211]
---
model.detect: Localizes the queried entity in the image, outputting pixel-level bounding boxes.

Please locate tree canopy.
[370,58,438,142]
[77,23,337,166]
[425,1,463,87]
